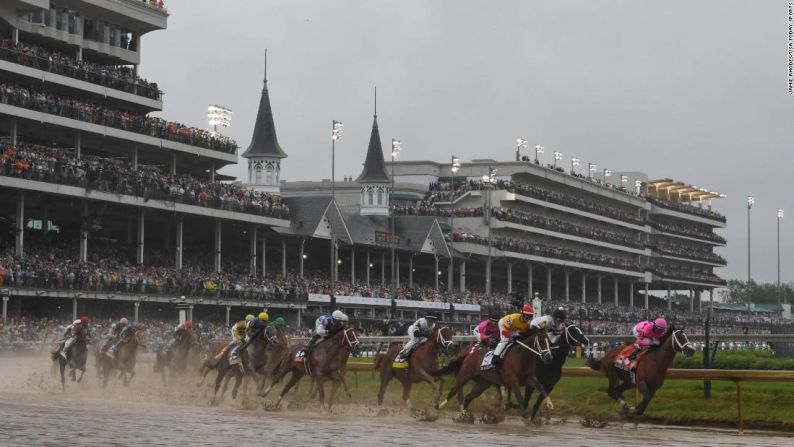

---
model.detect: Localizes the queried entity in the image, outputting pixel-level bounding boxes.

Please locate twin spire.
[355,86,390,184]
[242,50,287,159]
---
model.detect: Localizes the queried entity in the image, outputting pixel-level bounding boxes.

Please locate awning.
[390,193,423,201]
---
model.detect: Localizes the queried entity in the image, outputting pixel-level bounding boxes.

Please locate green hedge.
[673,350,794,370]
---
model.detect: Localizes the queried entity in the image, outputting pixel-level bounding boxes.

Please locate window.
[254,164,262,184]
[265,165,274,185]
[377,189,383,205]
[367,189,374,205]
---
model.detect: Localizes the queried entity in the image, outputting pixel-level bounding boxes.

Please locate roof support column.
[564,269,570,301]
[299,239,305,279]
[170,152,177,175]
[210,162,216,183]
[136,210,145,265]
[11,28,18,45]
[459,260,466,292]
[366,251,371,287]
[72,297,77,321]
[698,289,703,313]
[281,239,287,277]
[528,263,533,300]
[690,289,694,313]
[249,226,257,276]
[581,271,587,303]
[667,286,672,310]
[448,258,454,293]
[261,238,267,277]
[10,118,17,145]
[434,255,439,292]
[225,306,231,327]
[485,258,492,295]
[546,266,552,300]
[614,276,619,307]
[396,254,400,288]
[408,254,413,288]
[644,282,649,309]
[213,219,221,273]
[629,280,635,308]
[330,240,335,283]
[381,253,386,286]
[15,191,24,257]
[132,145,138,170]
[75,131,82,159]
[350,246,355,284]
[175,215,183,269]
[597,273,603,304]
[79,202,88,262]
[507,262,513,294]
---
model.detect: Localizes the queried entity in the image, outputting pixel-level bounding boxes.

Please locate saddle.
[392,338,427,368]
[479,341,514,371]
[613,345,649,373]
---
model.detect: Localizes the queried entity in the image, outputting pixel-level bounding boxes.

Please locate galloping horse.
[523,324,589,421]
[52,332,89,391]
[253,324,290,395]
[263,327,359,410]
[154,330,199,382]
[435,330,553,424]
[374,325,453,407]
[98,328,146,388]
[587,326,695,416]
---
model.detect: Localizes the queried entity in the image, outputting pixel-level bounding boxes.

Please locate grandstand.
[0,0,745,331]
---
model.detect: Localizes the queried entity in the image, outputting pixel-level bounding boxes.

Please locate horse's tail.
[372,353,385,377]
[586,355,602,371]
[429,355,465,378]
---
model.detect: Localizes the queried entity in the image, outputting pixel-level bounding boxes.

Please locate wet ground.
[1,354,791,446]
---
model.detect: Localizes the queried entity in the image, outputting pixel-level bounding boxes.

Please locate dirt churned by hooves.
[480,408,505,425]
[453,412,475,424]
[581,416,609,428]
[409,407,440,422]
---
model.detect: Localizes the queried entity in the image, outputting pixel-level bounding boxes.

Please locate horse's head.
[670,326,695,357]
[133,330,146,348]
[434,325,454,354]
[562,324,589,347]
[522,330,553,364]
[342,327,360,356]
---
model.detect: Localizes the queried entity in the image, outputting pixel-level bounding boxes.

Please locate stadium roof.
[647,179,725,202]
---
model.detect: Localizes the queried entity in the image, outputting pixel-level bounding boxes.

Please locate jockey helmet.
[275,317,285,325]
[488,314,500,322]
[120,317,129,325]
[80,316,89,324]
[258,312,269,321]
[425,314,438,320]
[521,305,534,317]
[552,308,567,321]
[245,314,255,321]
[73,319,82,326]
[653,318,668,333]
[184,320,193,329]
[331,310,349,322]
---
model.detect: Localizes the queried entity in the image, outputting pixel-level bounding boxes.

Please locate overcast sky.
[140,1,793,283]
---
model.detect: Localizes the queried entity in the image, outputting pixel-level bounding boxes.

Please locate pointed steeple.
[355,93,389,183]
[242,53,287,159]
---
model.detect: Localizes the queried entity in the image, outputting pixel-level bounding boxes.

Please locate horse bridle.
[343,327,359,350]
[671,330,694,352]
[436,326,453,350]
[563,324,588,347]
[514,332,552,359]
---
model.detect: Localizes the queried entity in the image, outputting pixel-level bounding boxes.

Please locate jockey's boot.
[491,354,503,367]
[628,346,642,361]
[305,334,322,355]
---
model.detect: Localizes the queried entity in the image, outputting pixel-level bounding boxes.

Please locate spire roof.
[242,61,287,159]
[355,114,390,183]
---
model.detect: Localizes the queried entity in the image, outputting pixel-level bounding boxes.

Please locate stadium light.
[603,169,612,181]
[534,144,544,163]
[570,157,580,174]
[515,137,527,161]
[634,179,642,195]
[621,175,628,185]
[588,163,596,178]
[451,156,461,174]
[778,208,785,304]
[332,121,344,140]
[207,104,233,133]
[747,195,754,315]
[553,151,562,168]
[449,155,462,293]
[390,138,403,292]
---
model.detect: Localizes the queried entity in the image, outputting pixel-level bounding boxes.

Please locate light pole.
[570,157,580,175]
[747,196,754,314]
[778,208,784,304]
[603,168,612,183]
[634,179,643,195]
[534,144,544,164]
[553,151,562,169]
[588,163,596,179]
[484,167,497,295]
[621,175,628,188]
[515,138,527,162]
[391,138,402,291]
[331,121,343,289]
[449,156,461,293]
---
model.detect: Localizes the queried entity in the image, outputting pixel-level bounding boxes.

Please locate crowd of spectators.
[452,232,641,271]
[0,38,160,100]
[650,239,727,264]
[0,82,237,153]
[650,262,724,285]
[491,207,643,249]
[647,197,726,222]
[650,220,725,244]
[391,203,484,217]
[0,141,289,219]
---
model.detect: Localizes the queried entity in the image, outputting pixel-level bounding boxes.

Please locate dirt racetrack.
[1,353,791,446]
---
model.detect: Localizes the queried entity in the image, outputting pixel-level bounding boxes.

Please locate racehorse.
[253,324,291,395]
[154,330,200,382]
[51,332,89,391]
[587,326,695,416]
[435,330,553,424]
[97,328,146,388]
[262,327,359,410]
[373,325,453,407]
[523,324,589,421]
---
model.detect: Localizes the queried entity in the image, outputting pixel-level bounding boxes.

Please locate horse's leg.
[525,375,551,414]
[631,381,654,416]
[59,360,66,392]
[377,368,391,405]
[461,378,490,414]
[260,365,290,398]
[401,380,412,408]
[231,373,243,400]
[315,378,326,406]
[327,380,342,411]
[275,371,303,408]
[213,367,225,398]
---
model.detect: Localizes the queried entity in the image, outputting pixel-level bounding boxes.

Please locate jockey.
[395,314,439,362]
[102,317,129,356]
[492,305,534,366]
[530,308,567,343]
[231,312,270,362]
[472,314,500,348]
[60,316,90,359]
[226,315,253,363]
[629,318,668,360]
[164,320,192,355]
[305,310,349,353]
